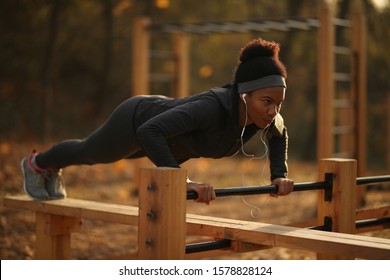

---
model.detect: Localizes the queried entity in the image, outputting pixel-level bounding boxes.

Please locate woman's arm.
[136,97,219,204]
[136,97,219,168]
[267,114,294,196]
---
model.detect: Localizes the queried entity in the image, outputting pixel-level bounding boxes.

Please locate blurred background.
[1,0,389,169]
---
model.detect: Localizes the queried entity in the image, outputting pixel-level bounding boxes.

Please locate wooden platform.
[4,194,139,225]
[4,195,390,259]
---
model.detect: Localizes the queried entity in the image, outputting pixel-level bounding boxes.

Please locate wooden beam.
[186,213,390,260]
[4,195,139,225]
[357,206,390,220]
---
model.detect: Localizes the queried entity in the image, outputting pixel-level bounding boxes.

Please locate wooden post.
[138,167,187,259]
[352,10,367,207]
[339,91,354,158]
[173,32,189,98]
[35,213,82,259]
[132,16,150,96]
[132,17,151,193]
[317,158,357,259]
[352,0,367,179]
[317,4,335,159]
[388,95,390,172]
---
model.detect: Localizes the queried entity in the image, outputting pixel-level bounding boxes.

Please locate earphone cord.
[240,95,270,160]
[238,97,271,218]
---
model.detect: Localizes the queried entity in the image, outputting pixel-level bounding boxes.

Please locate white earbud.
[241,93,247,103]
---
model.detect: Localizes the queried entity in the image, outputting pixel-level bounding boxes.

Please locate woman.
[21,37,294,204]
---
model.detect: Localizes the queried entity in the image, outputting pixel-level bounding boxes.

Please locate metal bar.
[309,217,390,231]
[356,175,390,185]
[187,180,331,200]
[285,19,311,30]
[333,18,352,28]
[333,125,354,135]
[185,239,231,254]
[150,50,175,60]
[355,217,390,229]
[151,17,320,34]
[334,72,351,82]
[150,73,172,83]
[334,46,352,55]
[333,99,353,108]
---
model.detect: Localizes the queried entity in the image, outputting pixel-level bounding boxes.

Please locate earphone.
[237,91,271,218]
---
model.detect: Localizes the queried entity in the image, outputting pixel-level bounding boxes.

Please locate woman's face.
[243,87,285,128]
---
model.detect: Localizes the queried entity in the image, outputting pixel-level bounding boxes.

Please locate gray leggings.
[36,97,144,169]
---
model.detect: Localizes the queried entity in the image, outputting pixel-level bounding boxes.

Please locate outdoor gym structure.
[4,4,389,260]
[4,158,390,259]
[131,4,367,177]
[131,3,371,208]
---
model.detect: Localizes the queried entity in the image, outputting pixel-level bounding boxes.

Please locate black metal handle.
[187,180,331,200]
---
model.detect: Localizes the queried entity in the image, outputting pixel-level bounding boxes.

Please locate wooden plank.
[357,206,390,220]
[186,213,390,260]
[4,195,139,225]
[138,167,187,259]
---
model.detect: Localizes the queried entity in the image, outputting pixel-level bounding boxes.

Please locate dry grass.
[1,142,389,260]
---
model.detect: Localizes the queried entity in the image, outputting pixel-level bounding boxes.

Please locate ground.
[1,142,389,260]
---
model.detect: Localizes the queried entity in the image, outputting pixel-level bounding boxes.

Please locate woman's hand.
[187,179,216,205]
[271,178,294,198]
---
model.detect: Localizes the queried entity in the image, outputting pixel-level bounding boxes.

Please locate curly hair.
[234,38,287,83]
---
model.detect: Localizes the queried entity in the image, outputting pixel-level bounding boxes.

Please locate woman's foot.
[46,168,67,199]
[21,154,50,200]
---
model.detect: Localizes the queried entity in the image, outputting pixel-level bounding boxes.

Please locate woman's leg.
[35,97,143,169]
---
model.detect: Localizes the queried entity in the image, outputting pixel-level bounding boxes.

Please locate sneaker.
[46,168,67,199]
[21,156,50,200]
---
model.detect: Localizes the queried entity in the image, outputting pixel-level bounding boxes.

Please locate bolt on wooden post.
[138,167,187,259]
